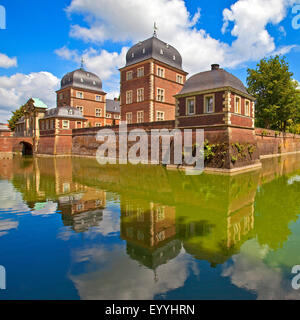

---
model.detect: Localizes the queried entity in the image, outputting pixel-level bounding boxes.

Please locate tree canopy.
[8,104,26,131]
[247,56,300,132]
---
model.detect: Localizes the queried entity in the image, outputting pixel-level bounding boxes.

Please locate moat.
[0,154,300,300]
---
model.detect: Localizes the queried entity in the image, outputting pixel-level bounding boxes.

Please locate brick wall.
[57,87,107,127]
[120,59,186,123]
[255,128,300,156]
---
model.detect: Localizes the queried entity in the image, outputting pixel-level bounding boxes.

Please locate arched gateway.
[20,141,33,156]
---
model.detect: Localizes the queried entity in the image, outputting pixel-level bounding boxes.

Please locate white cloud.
[69,244,192,300]
[66,0,297,75]
[222,239,300,300]
[0,72,60,123]
[56,46,127,97]
[222,0,298,66]
[0,52,17,68]
[56,46,127,81]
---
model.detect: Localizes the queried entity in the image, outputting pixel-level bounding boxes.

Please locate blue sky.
[0,0,299,122]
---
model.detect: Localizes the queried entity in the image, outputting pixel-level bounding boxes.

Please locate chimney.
[211,64,220,71]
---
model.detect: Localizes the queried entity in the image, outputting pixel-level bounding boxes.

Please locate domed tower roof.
[126,36,183,70]
[60,68,103,93]
[179,64,249,95]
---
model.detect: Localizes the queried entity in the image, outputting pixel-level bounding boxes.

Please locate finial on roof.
[80,57,85,70]
[153,22,158,38]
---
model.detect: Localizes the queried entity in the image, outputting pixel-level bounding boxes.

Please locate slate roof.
[106,99,120,113]
[125,36,183,71]
[60,68,104,93]
[178,65,249,96]
[43,107,87,120]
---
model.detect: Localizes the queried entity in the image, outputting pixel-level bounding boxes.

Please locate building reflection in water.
[120,199,181,277]
[59,188,106,233]
[1,154,300,299]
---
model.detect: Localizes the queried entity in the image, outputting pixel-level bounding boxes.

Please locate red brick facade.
[56,87,107,127]
[176,89,255,130]
[120,59,187,124]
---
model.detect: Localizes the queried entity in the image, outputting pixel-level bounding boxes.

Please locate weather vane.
[153,22,158,37]
[80,56,85,69]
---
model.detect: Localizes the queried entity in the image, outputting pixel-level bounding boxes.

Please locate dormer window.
[93,81,96,85]
[142,48,145,54]
[160,49,164,55]
[68,109,74,115]
[173,55,176,61]
[80,78,84,83]
[131,52,135,58]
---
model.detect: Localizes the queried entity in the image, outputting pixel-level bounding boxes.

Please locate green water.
[0,154,300,300]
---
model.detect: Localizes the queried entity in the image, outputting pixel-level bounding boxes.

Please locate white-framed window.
[157,88,165,102]
[96,108,102,117]
[126,71,133,80]
[95,123,102,127]
[51,120,55,129]
[76,106,83,115]
[63,183,70,193]
[157,67,165,78]
[126,90,133,104]
[157,231,165,242]
[137,111,144,123]
[137,67,144,78]
[156,111,165,121]
[176,74,183,84]
[126,112,132,124]
[235,96,241,114]
[137,88,144,102]
[156,207,165,221]
[62,120,69,129]
[77,203,84,212]
[96,95,102,102]
[106,113,112,118]
[114,114,120,119]
[76,91,83,99]
[204,94,215,114]
[245,100,250,116]
[186,97,196,115]
[137,208,144,222]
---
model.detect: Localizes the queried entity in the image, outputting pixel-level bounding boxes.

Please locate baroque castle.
[2,32,299,173]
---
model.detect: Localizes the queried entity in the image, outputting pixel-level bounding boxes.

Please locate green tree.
[8,104,26,131]
[247,56,300,132]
